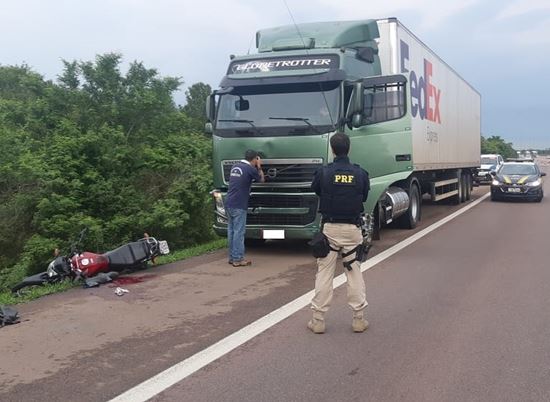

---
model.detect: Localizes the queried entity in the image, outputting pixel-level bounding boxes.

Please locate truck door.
[345,74,411,179]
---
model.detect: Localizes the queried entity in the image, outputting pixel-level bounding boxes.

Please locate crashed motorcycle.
[11,229,170,294]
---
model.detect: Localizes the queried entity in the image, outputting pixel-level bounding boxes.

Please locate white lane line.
[110,192,490,402]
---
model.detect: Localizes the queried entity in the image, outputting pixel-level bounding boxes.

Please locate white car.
[475,154,504,184]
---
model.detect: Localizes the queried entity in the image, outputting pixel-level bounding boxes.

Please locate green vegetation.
[0,54,216,292]
[155,238,226,265]
[481,135,516,159]
[0,281,76,305]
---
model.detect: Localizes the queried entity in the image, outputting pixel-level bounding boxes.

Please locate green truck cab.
[207,18,480,243]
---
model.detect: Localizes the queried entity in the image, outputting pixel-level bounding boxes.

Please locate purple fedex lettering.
[400,40,441,124]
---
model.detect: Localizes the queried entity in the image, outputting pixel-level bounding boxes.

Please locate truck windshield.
[215,81,340,137]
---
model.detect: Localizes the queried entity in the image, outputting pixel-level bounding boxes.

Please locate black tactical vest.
[318,158,368,221]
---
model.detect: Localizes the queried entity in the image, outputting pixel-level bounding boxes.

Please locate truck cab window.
[362,81,406,125]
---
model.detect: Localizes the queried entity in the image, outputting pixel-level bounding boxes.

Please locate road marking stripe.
[110,192,490,402]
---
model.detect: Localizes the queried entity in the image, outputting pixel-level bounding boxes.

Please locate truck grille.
[247,194,318,226]
[223,159,322,184]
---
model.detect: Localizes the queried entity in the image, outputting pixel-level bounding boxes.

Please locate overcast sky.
[1,0,549,148]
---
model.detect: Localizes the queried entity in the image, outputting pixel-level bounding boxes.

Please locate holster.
[342,243,371,271]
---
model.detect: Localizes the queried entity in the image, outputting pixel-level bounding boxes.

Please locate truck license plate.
[507,188,521,193]
[262,230,285,239]
[159,240,170,254]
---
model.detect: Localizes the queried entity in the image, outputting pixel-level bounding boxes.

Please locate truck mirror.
[235,98,249,111]
[356,47,375,63]
[351,113,363,128]
[205,94,216,122]
[345,82,364,124]
[204,122,213,134]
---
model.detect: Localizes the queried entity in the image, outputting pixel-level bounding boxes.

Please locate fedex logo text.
[400,40,441,124]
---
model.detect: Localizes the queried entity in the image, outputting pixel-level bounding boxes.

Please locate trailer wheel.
[452,172,463,205]
[465,174,472,201]
[461,174,468,203]
[459,173,471,202]
[397,181,421,229]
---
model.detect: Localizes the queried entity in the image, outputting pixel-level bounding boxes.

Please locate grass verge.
[155,238,226,265]
[0,238,227,306]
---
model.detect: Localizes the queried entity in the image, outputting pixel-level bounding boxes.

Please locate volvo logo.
[267,168,278,179]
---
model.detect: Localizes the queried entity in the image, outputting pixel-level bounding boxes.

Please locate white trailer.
[376,18,481,172]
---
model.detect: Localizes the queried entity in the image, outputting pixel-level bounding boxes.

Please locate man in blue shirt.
[225,149,265,267]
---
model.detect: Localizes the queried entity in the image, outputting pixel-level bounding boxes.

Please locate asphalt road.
[0,168,547,401]
[153,168,549,402]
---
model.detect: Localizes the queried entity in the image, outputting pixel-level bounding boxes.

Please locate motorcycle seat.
[105,241,149,268]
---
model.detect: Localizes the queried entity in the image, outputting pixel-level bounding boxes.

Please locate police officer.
[308,132,370,334]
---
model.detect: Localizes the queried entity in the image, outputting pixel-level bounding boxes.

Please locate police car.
[490,161,545,202]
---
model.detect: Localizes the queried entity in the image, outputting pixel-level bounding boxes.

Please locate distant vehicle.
[490,162,545,202]
[506,157,534,162]
[475,154,504,184]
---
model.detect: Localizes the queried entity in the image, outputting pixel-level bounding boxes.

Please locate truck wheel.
[460,174,467,203]
[397,182,421,229]
[465,174,472,201]
[452,173,463,205]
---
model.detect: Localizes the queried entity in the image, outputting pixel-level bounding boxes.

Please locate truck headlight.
[526,179,541,187]
[211,190,226,216]
[492,179,501,186]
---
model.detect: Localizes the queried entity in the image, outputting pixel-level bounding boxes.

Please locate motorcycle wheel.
[11,272,65,296]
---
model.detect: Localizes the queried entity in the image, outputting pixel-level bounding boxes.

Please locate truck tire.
[460,174,467,203]
[397,181,421,229]
[465,174,472,201]
[452,172,463,205]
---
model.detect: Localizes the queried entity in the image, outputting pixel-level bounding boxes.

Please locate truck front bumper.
[213,222,320,240]
[212,189,321,240]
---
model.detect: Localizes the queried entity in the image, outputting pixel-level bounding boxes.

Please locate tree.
[481,135,516,159]
[182,82,212,130]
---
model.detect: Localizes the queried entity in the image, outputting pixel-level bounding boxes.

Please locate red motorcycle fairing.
[71,252,109,277]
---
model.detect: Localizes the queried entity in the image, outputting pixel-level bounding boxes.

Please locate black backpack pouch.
[308,232,331,258]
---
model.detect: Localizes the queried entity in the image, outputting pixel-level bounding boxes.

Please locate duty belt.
[323,217,360,225]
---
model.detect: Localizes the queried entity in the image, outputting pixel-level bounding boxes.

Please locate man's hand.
[255,157,266,182]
